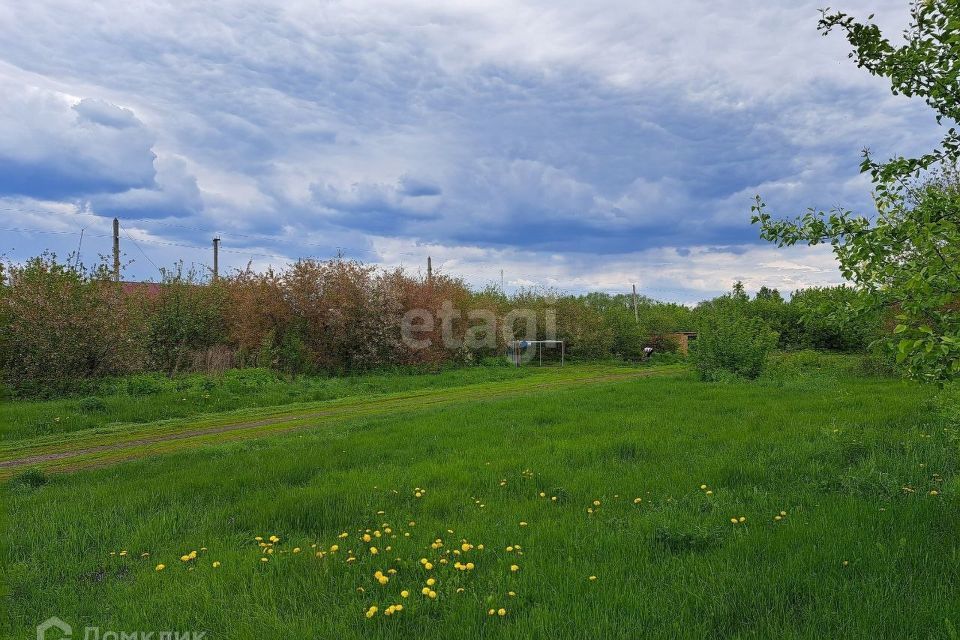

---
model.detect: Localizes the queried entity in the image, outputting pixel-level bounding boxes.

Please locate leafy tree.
[752,1,960,381]
[691,294,779,381]
[755,286,783,302]
[790,285,885,352]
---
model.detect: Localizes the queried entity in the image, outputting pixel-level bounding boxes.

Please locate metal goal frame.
[507,339,565,367]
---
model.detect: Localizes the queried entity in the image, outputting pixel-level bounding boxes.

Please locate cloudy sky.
[0,0,943,302]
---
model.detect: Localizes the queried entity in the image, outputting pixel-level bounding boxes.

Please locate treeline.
[0,254,885,395]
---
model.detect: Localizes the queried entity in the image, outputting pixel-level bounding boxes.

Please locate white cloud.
[0,0,939,299]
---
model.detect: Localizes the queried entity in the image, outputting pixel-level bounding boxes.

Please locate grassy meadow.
[4,357,960,639]
[0,364,558,442]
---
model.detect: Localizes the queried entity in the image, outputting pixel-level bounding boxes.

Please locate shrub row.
[0,256,887,394]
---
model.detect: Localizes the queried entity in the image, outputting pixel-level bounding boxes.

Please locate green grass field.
[0,365,561,442]
[5,359,960,639]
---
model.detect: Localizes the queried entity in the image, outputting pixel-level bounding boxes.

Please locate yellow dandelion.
[155,564,166,571]
[212,561,221,568]
[498,608,506,616]
[293,547,301,554]
[510,564,519,572]
[365,606,378,619]
[400,590,410,598]
[589,575,597,581]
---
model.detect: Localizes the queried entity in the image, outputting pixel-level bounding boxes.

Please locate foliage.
[1,251,888,394]
[691,293,779,381]
[752,1,960,382]
[9,467,48,489]
[144,263,227,375]
[789,286,884,352]
[0,254,143,395]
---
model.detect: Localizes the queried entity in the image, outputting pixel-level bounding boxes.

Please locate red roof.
[120,281,163,297]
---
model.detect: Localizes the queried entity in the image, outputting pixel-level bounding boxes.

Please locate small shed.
[668,332,698,355]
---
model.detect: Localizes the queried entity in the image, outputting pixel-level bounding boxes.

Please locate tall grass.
[5,365,956,639]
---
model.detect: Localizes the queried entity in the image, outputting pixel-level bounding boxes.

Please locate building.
[668,332,698,355]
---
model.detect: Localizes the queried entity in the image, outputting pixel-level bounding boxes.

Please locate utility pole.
[112,217,120,282]
[632,284,639,323]
[427,256,432,283]
[212,237,220,282]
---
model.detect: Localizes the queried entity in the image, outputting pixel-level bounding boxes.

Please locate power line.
[0,205,387,256]
[118,222,162,276]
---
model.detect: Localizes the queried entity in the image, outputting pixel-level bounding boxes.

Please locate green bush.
[692,298,779,381]
[125,373,171,396]
[76,396,107,413]
[9,467,48,489]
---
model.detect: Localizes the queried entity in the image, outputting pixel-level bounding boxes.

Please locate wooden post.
[632,284,638,323]
[112,218,120,282]
[427,256,432,283]
[213,237,220,281]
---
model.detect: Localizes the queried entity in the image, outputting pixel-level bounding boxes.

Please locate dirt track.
[2,368,665,475]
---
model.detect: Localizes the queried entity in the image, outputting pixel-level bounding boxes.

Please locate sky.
[0,0,944,302]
